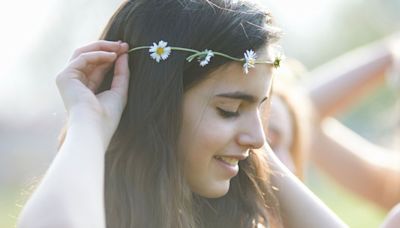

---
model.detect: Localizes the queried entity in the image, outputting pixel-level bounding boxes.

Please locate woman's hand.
[56,40,130,142]
[17,41,129,228]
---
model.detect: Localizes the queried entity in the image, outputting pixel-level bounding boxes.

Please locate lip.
[214,157,239,177]
[221,154,249,161]
[215,152,249,161]
[213,153,249,177]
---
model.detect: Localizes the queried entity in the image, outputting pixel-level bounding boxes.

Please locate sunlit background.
[0,0,399,227]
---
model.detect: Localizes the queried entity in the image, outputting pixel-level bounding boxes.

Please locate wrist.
[68,107,104,127]
[67,110,113,151]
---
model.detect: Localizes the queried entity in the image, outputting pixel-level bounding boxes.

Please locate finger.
[69,51,117,76]
[87,63,114,92]
[119,42,129,54]
[87,43,130,93]
[70,40,124,60]
[110,53,130,100]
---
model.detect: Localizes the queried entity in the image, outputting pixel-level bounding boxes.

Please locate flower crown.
[128,40,284,74]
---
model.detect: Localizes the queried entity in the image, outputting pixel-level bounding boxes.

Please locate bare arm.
[17,116,108,228]
[265,145,349,228]
[305,33,400,209]
[306,38,394,118]
[311,118,400,210]
[17,41,130,228]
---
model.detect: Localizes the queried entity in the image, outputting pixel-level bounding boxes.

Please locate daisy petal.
[149,40,171,62]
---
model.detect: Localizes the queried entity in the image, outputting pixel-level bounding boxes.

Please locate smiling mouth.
[214,155,239,166]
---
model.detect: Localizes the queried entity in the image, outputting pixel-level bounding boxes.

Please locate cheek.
[180,112,236,197]
[181,108,235,156]
[267,128,281,150]
[184,115,233,163]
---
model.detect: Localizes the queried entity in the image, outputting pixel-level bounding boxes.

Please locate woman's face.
[267,95,296,172]
[178,57,273,198]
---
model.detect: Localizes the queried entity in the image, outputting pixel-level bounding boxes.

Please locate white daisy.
[199,49,214,67]
[243,49,257,74]
[149,40,171,62]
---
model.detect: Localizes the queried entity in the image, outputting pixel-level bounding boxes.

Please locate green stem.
[127,46,150,53]
[170,47,199,54]
[186,52,205,62]
[127,46,276,65]
[213,51,243,62]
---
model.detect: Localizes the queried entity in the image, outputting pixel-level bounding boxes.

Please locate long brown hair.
[59,0,282,227]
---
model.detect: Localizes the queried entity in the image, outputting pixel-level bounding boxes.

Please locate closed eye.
[217,107,239,118]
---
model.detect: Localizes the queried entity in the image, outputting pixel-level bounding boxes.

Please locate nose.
[236,111,266,149]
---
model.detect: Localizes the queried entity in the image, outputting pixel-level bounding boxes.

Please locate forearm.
[306,40,392,118]
[266,145,348,228]
[18,116,108,228]
[311,118,400,209]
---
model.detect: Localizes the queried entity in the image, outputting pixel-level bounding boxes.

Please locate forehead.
[192,60,274,99]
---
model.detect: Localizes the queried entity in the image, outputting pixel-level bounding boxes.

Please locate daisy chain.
[128,40,282,74]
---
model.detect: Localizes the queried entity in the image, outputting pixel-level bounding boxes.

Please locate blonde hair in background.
[268,58,315,180]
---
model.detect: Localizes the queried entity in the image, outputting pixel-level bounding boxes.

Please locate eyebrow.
[215,91,268,104]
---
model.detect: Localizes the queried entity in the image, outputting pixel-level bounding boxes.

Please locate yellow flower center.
[274,58,281,68]
[156,47,165,55]
[248,58,255,65]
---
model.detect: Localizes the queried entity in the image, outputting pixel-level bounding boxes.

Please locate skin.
[267,95,296,173]
[18,40,349,228]
[265,36,400,226]
[306,37,400,210]
[179,56,274,198]
[18,40,130,228]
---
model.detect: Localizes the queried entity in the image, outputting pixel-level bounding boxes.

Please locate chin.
[196,181,231,198]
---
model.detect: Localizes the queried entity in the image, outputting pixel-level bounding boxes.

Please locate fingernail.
[122,42,129,49]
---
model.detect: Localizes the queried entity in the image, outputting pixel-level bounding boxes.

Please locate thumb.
[110,53,130,107]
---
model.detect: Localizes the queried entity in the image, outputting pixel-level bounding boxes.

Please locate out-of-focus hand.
[56,40,130,143]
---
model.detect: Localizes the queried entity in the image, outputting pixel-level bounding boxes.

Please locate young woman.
[17,0,348,227]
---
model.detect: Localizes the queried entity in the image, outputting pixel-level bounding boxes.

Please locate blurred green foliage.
[307,167,387,228]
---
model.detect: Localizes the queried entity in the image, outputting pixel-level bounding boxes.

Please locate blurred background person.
[265,33,400,213]
[1,0,400,227]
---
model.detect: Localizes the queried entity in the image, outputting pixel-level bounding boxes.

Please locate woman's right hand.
[56,40,130,143]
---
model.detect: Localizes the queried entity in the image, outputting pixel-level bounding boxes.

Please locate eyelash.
[217,107,239,118]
